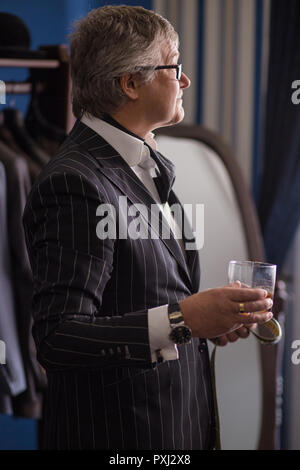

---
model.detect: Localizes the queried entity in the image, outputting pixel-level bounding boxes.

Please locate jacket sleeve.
[23,171,154,371]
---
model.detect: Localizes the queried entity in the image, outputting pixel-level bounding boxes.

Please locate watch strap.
[168,302,184,322]
[168,303,192,344]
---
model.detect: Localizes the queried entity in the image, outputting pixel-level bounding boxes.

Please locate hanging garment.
[0,124,41,183]
[0,141,47,418]
[1,108,50,167]
[0,161,27,414]
[25,86,67,157]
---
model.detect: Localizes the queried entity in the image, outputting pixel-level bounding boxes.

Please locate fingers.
[236,297,273,315]
[215,336,229,346]
[210,335,230,346]
[227,281,241,288]
[226,281,250,289]
[235,326,250,338]
[226,331,240,342]
[239,311,273,325]
[212,328,248,347]
[229,287,268,301]
[226,328,250,342]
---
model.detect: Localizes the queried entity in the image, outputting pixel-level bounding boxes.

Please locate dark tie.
[143,144,172,203]
[152,170,168,204]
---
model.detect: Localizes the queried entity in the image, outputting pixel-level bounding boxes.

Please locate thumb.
[228,280,241,288]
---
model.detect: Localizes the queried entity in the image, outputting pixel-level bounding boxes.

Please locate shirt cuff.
[148,304,179,363]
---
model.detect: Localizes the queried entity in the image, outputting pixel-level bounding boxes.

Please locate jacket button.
[198,340,207,353]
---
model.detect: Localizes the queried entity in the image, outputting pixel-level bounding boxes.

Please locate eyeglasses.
[138,64,182,80]
[154,64,182,80]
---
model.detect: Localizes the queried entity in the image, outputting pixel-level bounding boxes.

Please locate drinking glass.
[228,260,281,344]
[228,261,276,300]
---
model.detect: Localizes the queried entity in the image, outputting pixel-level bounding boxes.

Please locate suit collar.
[69,120,193,290]
[71,119,176,194]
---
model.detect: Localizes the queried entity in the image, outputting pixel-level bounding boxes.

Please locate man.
[23,6,273,450]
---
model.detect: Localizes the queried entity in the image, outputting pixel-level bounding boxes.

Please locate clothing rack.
[4,81,47,94]
[0,45,73,132]
[0,58,60,68]
[0,44,74,449]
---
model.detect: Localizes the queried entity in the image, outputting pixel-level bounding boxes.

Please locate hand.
[210,325,254,346]
[179,284,273,339]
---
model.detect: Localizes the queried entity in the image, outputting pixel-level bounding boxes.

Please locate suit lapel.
[169,191,201,293]
[70,121,193,290]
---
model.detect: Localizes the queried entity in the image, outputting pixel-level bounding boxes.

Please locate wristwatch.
[168,303,192,345]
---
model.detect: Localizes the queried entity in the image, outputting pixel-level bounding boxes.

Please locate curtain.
[258,0,300,274]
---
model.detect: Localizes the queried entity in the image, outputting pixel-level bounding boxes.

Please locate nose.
[180,72,191,89]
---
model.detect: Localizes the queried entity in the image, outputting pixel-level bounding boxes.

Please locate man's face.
[137,42,191,131]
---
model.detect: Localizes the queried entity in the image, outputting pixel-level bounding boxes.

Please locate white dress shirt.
[81,114,181,362]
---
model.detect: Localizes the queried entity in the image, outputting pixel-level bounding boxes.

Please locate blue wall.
[0,0,97,114]
[0,0,152,450]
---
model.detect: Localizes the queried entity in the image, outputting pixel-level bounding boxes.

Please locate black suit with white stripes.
[23,120,216,449]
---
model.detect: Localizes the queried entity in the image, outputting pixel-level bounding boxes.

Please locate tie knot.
[138,145,156,172]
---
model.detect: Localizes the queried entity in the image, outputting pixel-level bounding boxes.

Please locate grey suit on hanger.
[0,140,46,418]
[0,161,26,414]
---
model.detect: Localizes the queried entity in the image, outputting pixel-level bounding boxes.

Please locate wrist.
[178,297,194,330]
[179,294,205,338]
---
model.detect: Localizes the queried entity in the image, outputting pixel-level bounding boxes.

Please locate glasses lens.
[177,64,182,80]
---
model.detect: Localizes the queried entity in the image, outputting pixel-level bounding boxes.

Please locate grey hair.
[69,5,179,119]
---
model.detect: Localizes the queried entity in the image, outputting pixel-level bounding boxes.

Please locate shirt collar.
[102,114,145,142]
[81,113,146,167]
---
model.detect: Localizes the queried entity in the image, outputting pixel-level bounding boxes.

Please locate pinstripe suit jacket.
[23,120,216,450]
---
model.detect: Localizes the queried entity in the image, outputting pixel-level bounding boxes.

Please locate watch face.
[170,325,192,344]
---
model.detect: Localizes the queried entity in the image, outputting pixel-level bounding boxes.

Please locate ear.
[119,74,139,100]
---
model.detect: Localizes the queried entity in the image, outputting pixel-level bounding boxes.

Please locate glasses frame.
[154,64,182,80]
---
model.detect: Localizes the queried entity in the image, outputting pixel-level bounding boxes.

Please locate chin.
[165,108,185,127]
[169,108,185,126]
[154,107,185,130]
